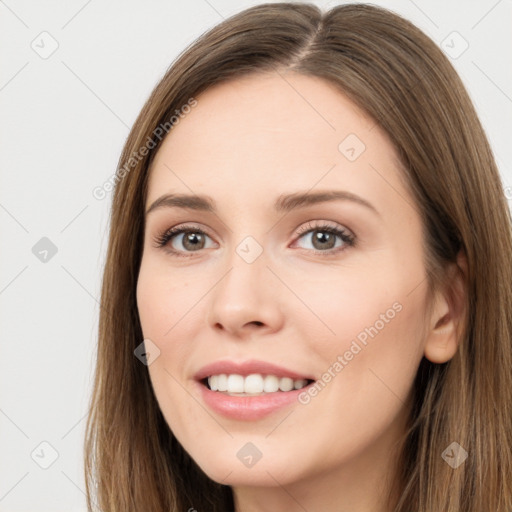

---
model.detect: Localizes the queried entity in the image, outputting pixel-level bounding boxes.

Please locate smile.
[194,359,316,420]
[205,373,313,395]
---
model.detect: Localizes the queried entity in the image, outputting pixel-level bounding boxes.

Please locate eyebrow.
[145,190,379,217]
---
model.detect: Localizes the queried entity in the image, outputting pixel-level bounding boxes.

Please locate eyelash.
[152,221,356,258]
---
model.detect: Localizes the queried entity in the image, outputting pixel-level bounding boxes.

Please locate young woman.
[84,3,512,511]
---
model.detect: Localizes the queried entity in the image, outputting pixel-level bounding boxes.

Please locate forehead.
[146,72,408,216]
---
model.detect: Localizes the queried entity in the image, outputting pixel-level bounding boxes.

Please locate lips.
[193,359,316,420]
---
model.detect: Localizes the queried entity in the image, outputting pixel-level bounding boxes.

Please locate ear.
[424,250,467,364]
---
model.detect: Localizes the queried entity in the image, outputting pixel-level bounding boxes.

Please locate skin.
[136,71,464,511]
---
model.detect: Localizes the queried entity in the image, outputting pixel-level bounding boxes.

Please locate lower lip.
[196,380,312,421]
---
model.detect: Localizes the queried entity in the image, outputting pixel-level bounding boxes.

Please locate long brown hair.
[84,3,512,510]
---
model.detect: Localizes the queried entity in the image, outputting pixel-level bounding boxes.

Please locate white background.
[1,1,511,510]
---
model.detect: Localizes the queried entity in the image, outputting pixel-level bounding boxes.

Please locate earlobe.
[423,251,467,364]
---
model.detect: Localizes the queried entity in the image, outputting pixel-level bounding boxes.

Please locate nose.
[206,248,284,339]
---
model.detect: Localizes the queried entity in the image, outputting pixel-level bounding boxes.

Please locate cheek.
[327,287,426,421]
[136,259,162,335]
[136,258,201,402]
[136,258,191,339]
[289,294,426,473]
[289,264,405,346]
[298,262,427,409]
[146,362,203,455]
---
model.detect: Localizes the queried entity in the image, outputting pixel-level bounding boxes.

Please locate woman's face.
[136,72,431,492]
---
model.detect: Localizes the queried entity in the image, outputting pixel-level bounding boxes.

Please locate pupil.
[314,231,334,249]
[185,232,203,250]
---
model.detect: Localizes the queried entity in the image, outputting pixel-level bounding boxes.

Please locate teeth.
[217,374,228,391]
[227,374,244,393]
[207,374,310,394]
[263,375,279,393]
[244,374,263,393]
[279,377,294,391]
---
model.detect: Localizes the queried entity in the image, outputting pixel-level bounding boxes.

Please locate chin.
[185,438,310,488]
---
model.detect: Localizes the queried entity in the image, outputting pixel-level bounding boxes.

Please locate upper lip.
[194,359,315,381]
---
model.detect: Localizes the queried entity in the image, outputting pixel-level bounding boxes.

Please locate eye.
[152,221,355,257]
[292,221,355,255]
[152,224,215,257]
